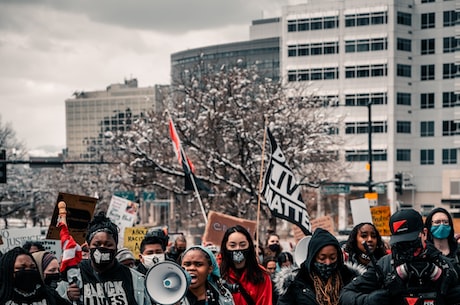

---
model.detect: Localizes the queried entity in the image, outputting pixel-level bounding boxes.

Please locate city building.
[170,0,459,216]
[65,79,167,160]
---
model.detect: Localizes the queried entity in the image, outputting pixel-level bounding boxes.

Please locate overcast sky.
[0,0,299,155]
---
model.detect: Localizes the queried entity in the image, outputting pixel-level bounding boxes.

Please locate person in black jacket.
[276,228,364,305]
[340,209,460,305]
[0,246,70,305]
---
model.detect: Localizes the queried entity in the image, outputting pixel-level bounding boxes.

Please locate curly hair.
[86,211,119,245]
[344,222,386,261]
[220,225,266,284]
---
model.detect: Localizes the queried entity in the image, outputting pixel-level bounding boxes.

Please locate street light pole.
[367,101,373,193]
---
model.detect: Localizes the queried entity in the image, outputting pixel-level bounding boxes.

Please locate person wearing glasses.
[424,207,460,271]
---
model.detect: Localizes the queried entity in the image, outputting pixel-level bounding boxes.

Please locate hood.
[273,265,299,296]
[302,228,343,273]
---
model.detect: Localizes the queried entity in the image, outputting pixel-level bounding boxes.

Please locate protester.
[220,225,272,305]
[340,209,460,305]
[424,207,460,261]
[23,241,45,253]
[136,228,169,275]
[343,222,387,268]
[167,234,187,263]
[180,245,235,305]
[32,250,62,289]
[263,233,282,260]
[262,256,277,276]
[277,252,294,268]
[62,212,152,305]
[0,246,70,305]
[276,228,363,305]
[116,247,136,268]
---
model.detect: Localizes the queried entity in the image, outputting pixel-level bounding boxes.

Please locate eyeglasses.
[432,219,449,225]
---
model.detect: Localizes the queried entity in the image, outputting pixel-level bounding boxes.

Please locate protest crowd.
[0,202,459,305]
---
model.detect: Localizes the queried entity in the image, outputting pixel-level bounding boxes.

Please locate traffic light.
[0,149,6,183]
[395,172,403,195]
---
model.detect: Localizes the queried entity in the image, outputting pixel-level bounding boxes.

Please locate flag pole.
[255,119,268,256]
[167,111,208,224]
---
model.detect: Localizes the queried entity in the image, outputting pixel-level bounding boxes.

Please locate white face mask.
[142,253,165,269]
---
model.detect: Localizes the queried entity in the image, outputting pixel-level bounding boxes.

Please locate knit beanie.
[32,251,57,280]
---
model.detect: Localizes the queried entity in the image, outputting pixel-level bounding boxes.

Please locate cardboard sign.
[202,211,256,246]
[311,215,335,234]
[371,206,391,236]
[123,227,149,258]
[0,227,42,253]
[107,196,139,247]
[46,193,97,245]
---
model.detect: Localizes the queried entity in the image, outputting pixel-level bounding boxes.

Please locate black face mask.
[392,238,423,264]
[14,269,43,294]
[90,247,116,269]
[44,272,61,289]
[268,244,280,253]
[314,262,338,281]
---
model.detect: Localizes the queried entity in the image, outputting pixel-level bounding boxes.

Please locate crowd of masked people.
[0,207,459,305]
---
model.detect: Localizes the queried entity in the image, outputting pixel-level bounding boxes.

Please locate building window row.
[287,15,339,32]
[443,120,460,136]
[345,121,387,134]
[345,92,387,106]
[345,11,388,27]
[345,37,387,52]
[345,149,387,162]
[345,64,387,78]
[396,149,458,164]
[287,67,339,82]
[287,41,339,57]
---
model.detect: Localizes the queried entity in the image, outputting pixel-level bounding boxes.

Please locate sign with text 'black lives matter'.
[46,192,97,245]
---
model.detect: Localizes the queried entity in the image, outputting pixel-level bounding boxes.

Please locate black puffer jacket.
[275,229,365,305]
[340,249,460,305]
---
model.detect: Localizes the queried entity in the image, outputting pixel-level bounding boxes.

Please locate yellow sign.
[370,206,391,236]
[123,227,149,258]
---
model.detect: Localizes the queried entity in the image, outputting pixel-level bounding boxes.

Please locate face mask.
[230,249,250,264]
[44,272,61,289]
[142,253,165,269]
[430,224,451,239]
[90,247,116,268]
[313,262,337,281]
[268,244,280,252]
[14,269,43,294]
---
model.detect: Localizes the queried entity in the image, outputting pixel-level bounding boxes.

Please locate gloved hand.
[384,271,406,297]
[366,289,390,305]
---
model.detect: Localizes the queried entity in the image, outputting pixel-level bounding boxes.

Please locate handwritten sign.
[107,195,139,247]
[0,228,42,253]
[371,206,391,236]
[311,215,335,234]
[202,211,256,246]
[123,227,149,258]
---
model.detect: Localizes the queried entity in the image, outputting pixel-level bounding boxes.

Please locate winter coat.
[226,267,272,305]
[179,281,235,305]
[339,250,460,305]
[276,228,365,305]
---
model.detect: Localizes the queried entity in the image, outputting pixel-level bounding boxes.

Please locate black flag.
[262,128,311,235]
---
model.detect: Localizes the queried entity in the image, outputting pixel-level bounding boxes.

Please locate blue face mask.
[430,224,451,239]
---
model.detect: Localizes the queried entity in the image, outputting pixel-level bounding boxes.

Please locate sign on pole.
[202,211,256,246]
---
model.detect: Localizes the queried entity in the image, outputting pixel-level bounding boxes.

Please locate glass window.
[397,12,412,26]
[288,46,297,57]
[443,37,457,53]
[345,41,355,53]
[421,12,435,29]
[397,38,411,51]
[421,93,435,109]
[397,92,411,105]
[397,121,411,133]
[442,92,460,108]
[396,149,411,161]
[443,120,460,136]
[310,18,322,30]
[288,20,297,32]
[442,148,457,164]
[443,63,458,79]
[345,15,356,27]
[421,64,435,80]
[443,11,458,27]
[397,64,411,77]
[371,38,387,51]
[357,13,370,26]
[421,121,435,137]
[357,39,370,52]
[345,67,356,78]
[421,149,435,165]
[421,39,435,55]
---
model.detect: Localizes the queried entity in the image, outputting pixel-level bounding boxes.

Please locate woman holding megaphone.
[180,246,235,305]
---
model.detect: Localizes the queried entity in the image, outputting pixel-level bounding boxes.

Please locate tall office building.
[281,0,458,213]
[65,79,167,160]
[171,0,458,214]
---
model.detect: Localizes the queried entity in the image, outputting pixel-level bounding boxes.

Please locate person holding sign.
[61,212,151,305]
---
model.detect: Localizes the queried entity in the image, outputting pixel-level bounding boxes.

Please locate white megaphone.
[294,235,311,266]
[145,261,191,305]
